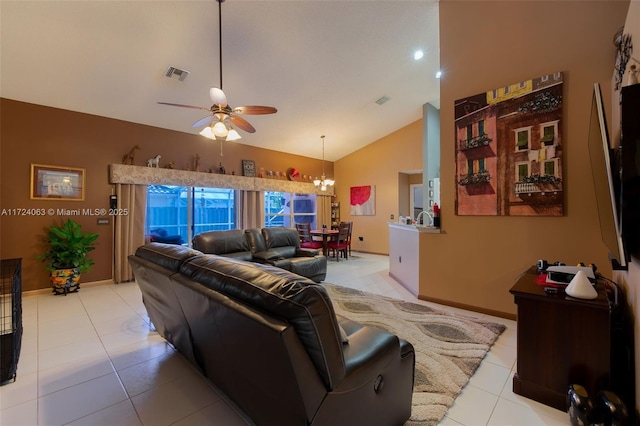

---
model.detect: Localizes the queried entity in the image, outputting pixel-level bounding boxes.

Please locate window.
[515,127,531,151]
[264,191,317,229]
[467,159,474,177]
[517,163,529,181]
[540,121,559,146]
[478,119,485,136]
[193,187,235,234]
[466,124,473,141]
[478,158,486,173]
[146,185,235,245]
[544,160,556,176]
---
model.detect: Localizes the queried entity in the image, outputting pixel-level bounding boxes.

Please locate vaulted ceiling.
[0,0,440,161]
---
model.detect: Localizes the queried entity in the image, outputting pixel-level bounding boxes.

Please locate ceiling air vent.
[375,96,390,106]
[165,66,190,82]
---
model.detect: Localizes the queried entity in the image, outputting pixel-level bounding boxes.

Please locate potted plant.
[38,219,99,295]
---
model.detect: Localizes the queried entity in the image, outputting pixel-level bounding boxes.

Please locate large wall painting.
[350,185,375,216]
[454,72,564,216]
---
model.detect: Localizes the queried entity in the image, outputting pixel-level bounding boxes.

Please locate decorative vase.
[50,268,81,295]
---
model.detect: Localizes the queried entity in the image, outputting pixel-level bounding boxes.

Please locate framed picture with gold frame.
[30,164,85,201]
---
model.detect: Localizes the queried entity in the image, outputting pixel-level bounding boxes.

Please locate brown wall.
[0,99,332,291]
[335,0,630,316]
[425,0,629,316]
[334,120,423,253]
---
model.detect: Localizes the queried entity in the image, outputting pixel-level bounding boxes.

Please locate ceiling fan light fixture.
[226,128,242,141]
[199,126,216,140]
[212,121,228,138]
[157,0,276,143]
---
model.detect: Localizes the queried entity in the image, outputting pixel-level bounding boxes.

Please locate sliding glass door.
[146,185,235,245]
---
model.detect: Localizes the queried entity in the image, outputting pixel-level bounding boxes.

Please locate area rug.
[323,284,506,426]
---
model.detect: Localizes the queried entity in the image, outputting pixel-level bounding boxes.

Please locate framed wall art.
[350,185,375,216]
[454,71,564,216]
[242,160,256,177]
[30,164,85,201]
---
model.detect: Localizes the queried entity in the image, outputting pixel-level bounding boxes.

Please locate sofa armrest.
[296,248,320,257]
[337,325,400,391]
[252,250,283,262]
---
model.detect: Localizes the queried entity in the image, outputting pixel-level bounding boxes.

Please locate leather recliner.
[193,227,327,282]
[128,242,415,426]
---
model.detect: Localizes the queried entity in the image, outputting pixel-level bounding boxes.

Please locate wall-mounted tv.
[587,83,627,268]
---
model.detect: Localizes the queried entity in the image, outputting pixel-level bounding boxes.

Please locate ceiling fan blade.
[230,115,256,133]
[209,88,227,107]
[157,102,210,112]
[233,106,278,115]
[192,115,215,128]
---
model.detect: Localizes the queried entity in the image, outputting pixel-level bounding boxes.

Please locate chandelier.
[313,135,334,191]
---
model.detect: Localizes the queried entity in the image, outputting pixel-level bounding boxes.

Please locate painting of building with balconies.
[454,72,563,216]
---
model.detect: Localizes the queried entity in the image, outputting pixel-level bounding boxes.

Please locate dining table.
[310,228,339,257]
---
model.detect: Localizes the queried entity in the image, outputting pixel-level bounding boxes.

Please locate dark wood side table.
[510,267,611,411]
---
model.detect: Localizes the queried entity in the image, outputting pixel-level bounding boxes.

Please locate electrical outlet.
[390,214,394,220]
[358,236,363,241]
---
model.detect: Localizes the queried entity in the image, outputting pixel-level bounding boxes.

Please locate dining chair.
[341,221,353,256]
[296,222,323,250]
[327,222,350,261]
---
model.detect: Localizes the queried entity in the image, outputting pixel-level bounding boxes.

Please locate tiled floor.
[0,252,570,426]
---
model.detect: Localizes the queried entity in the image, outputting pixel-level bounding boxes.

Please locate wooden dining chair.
[296,222,323,250]
[327,222,350,261]
[341,221,353,256]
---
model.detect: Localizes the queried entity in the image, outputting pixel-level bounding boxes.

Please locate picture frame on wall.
[30,164,85,201]
[350,185,375,216]
[242,160,256,177]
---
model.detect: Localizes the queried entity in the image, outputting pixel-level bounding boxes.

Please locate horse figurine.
[122,145,141,165]
[146,154,161,168]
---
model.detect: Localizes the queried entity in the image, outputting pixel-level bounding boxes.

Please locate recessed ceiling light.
[435,70,442,79]
[413,50,424,61]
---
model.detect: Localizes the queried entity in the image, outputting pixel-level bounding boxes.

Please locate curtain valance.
[110,164,334,195]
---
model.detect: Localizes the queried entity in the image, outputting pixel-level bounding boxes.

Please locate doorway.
[410,184,423,219]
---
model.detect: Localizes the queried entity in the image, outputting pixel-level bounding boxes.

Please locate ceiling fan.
[158,0,277,141]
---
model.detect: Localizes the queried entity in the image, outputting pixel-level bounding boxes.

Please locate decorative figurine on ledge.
[218,162,226,174]
[194,154,201,172]
[146,154,161,168]
[122,145,141,165]
[164,161,175,169]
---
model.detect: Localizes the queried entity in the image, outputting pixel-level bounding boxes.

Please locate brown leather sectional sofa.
[193,227,327,282]
[128,242,415,426]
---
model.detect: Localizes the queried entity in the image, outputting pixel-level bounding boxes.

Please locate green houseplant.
[38,219,99,295]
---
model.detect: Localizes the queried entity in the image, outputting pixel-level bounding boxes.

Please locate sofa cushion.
[179,255,346,389]
[134,242,201,272]
[262,227,301,250]
[192,229,252,261]
[245,228,267,253]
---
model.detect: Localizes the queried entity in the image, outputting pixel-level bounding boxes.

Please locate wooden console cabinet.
[510,267,611,411]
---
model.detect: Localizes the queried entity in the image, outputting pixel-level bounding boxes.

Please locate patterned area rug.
[323,284,506,426]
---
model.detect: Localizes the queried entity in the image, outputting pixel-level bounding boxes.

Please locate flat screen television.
[587,83,627,268]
